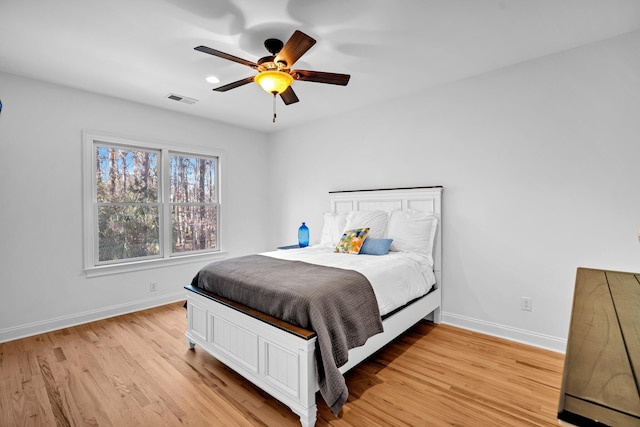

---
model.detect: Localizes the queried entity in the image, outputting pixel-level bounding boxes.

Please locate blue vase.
[298,222,309,248]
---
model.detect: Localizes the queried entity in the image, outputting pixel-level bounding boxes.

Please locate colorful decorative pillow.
[359,238,393,255]
[335,228,370,254]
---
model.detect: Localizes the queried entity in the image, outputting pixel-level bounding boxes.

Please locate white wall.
[267,31,640,352]
[0,72,270,342]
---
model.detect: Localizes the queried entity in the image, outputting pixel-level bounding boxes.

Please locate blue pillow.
[359,238,393,255]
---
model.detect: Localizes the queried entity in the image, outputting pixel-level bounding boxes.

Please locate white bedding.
[263,246,436,316]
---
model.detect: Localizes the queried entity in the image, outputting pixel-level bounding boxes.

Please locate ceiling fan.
[195,30,350,121]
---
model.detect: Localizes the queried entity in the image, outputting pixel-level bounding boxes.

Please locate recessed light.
[205,75,220,84]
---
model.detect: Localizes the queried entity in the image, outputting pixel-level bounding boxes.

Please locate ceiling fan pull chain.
[272,93,277,123]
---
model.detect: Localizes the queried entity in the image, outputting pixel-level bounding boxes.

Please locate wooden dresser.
[558,268,640,426]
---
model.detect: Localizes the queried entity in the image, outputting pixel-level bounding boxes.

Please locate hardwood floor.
[1,302,565,426]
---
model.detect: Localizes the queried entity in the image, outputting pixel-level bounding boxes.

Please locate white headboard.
[329,186,443,286]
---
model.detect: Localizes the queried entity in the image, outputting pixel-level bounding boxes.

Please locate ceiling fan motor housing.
[263,38,289,69]
[257,56,284,72]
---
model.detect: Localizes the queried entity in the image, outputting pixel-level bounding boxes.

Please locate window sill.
[83,251,228,278]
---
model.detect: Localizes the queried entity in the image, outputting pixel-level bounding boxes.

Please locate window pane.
[172,205,218,253]
[96,145,158,203]
[170,155,217,203]
[98,205,160,262]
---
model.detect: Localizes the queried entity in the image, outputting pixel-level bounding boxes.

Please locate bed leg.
[297,407,316,427]
[186,337,196,350]
[432,306,442,324]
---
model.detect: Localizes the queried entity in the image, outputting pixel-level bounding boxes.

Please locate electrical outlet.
[520,296,532,311]
[149,282,157,292]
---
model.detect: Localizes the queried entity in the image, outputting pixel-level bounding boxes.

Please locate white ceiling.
[1,0,640,133]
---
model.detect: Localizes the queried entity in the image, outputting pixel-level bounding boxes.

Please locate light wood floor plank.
[0,302,564,426]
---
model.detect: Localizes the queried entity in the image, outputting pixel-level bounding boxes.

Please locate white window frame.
[82,131,226,277]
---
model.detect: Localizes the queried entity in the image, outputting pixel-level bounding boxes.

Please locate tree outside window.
[96,145,160,262]
[170,154,218,254]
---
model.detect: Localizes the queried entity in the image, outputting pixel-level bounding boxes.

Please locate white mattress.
[263,246,436,316]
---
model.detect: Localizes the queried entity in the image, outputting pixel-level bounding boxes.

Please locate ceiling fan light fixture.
[255,70,293,94]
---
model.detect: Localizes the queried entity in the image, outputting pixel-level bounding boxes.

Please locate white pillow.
[386,210,438,265]
[319,212,347,247]
[344,210,389,239]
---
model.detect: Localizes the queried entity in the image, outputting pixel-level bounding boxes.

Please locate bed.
[184,186,443,427]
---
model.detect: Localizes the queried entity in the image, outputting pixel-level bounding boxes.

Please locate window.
[83,132,221,274]
[95,144,161,262]
[169,154,218,254]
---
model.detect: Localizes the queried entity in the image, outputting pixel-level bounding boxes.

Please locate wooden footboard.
[185,286,318,427]
[185,284,441,427]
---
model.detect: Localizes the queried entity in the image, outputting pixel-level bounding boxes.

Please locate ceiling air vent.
[166,93,198,105]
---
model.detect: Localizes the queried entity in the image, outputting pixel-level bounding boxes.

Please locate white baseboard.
[1,297,568,354]
[442,312,567,354]
[0,292,185,343]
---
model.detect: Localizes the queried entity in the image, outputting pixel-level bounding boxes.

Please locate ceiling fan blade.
[280,87,300,105]
[195,46,258,69]
[213,76,255,92]
[275,30,316,68]
[292,70,351,86]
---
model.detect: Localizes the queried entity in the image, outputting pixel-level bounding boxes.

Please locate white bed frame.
[185,187,442,427]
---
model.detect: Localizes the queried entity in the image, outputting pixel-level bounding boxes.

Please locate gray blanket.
[191,254,384,414]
